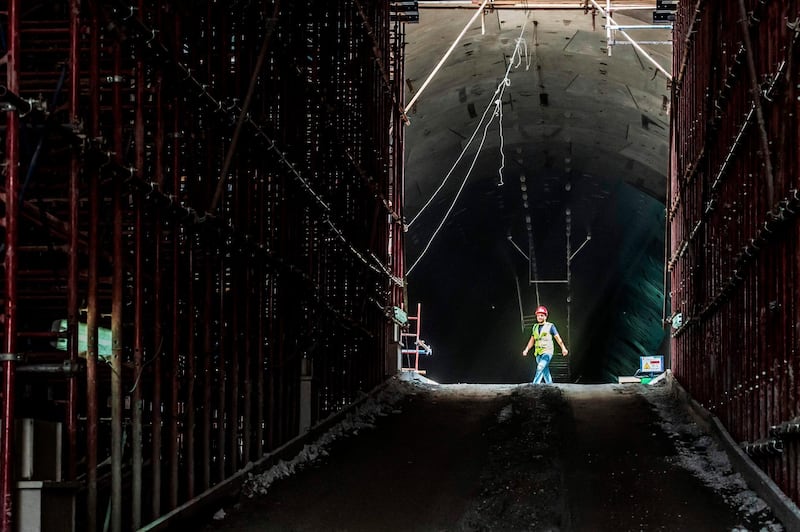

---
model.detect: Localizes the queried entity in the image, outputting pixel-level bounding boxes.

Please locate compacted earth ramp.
[203,379,782,531]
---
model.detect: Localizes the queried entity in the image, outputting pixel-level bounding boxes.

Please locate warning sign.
[640,356,664,373]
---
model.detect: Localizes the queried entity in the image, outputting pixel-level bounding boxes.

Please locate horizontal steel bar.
[609,24,674,30]
[612,40,674,45]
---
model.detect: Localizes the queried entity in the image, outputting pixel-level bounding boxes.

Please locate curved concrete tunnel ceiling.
[403,5,672,383]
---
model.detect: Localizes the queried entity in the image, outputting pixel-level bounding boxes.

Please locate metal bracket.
[62,360,81,373]
[0,353,24,363]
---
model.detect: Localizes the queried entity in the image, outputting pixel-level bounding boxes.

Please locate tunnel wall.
[0,1,406,530]
[669,0,800,506]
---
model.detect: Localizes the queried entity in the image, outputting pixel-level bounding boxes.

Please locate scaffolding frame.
[0,2,409,531]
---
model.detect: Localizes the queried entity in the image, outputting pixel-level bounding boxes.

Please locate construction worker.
[522,305,568,384]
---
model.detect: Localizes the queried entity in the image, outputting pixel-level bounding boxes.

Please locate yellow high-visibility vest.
[531,322,554,355]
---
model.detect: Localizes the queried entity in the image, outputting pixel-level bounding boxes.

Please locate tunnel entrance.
[402,4,672,383]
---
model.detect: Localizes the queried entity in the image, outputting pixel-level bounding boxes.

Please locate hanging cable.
[496,92,506,186]
[407,106,498,275]
[408,95,496,228]
[517,37,532,71]
[407,21,530,275]
[498,36,531,187]
[408,21,530,228]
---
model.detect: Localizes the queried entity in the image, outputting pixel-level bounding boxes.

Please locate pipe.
[212,3,227,483]
[152,208,163,516]
[0,0,21,528]
[217,249,228,481]
[609,24,673,30]
[169,70,181,512]
[86,1,101,529]
[417,1,638,9]
[132,31,145,522]
[202,254,213,491]
[67,0,81,483]
[242,189,253,466]
[132,193,144,527]
[230,255,240,474]
[186,232,196,500]
[111,39,124,532]
[151,73,164,522]
[256,175,266,459]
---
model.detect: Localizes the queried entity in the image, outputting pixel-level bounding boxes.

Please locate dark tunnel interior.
[403,6,671,383]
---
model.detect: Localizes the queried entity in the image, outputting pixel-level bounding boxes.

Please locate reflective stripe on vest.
[532,322,554,355]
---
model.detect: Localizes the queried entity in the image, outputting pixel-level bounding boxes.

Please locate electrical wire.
[407,22,530,275]
[407,84,504,229]
[497,38,530,187]
[407,105,498,276]
[496,89,507,186]
[408,21,530,229]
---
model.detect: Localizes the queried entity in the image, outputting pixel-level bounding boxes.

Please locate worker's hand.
[522,348,529,357]
[562,348,569,356]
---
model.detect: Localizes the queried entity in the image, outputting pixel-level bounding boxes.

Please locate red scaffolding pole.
[1,0,21,529]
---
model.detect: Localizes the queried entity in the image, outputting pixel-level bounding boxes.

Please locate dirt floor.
[203,379,783,532]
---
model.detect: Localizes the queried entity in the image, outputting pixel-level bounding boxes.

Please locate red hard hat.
[535,305,548,316]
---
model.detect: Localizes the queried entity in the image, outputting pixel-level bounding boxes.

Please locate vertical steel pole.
[231,260,240,473]
[132,20,146,520]
[67,0,81,482]
[229,94,241,466]
[151,88,164,524]
[111,40,124,532]
[132,196,144,529]
[186,234,196,499]
[242,189,253,464]
[202,258,213,489]
[0,0,21,528]
[256,174,266,458]
[230,172,241,473]
[151,183,163,517]
[217,251,227,480]
[86,2,101,529]
[169,106,181,514]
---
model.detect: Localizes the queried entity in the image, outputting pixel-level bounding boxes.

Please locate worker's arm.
[522,336,534,356]
[554,334,569,356]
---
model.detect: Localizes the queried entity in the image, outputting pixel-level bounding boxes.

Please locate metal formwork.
[669,0,800,506]
[0,2,406,530]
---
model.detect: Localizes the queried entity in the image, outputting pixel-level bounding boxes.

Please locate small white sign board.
[640,356,664,373]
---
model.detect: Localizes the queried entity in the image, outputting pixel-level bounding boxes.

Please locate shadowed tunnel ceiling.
[403,4,672,383]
